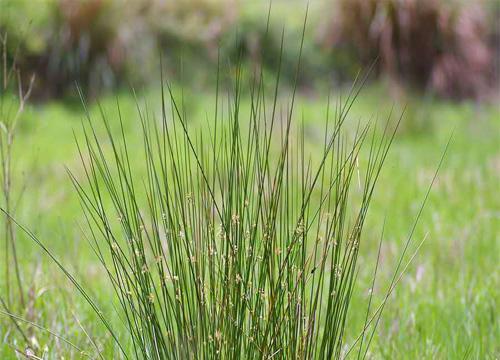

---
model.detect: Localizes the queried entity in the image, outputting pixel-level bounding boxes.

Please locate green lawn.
[0,83,498,358]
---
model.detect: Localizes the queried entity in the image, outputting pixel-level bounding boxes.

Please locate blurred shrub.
[1,0,339,97]
[0,0,237,98]
[220,1,334,88]
[320,0,497,100]
[1,0,132,98]
[144,0,237,86]
[147,0,236,49]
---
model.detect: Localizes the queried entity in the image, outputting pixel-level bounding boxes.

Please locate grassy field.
[0,82,498,358]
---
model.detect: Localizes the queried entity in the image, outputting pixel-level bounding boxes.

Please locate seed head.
[215,330,222,342]
[164,274,179,282]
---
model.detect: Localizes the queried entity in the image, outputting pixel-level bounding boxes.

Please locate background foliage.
[2,0,498,99]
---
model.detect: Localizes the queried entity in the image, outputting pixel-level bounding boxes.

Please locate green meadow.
[0,80,498,358]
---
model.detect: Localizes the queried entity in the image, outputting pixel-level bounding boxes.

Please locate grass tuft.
[64,41,404,357]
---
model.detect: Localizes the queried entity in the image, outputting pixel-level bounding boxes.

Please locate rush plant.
[74,82,391,359]
[64,29,405,358]
[2,10,448,360]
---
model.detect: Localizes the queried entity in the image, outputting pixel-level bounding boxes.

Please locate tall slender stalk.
[0,32,33,309]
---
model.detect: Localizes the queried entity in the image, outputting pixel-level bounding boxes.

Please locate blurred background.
[0,0,499,357]
[1,0,499,100]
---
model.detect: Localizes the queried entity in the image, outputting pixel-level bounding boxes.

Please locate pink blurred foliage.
[320,0,497,100]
